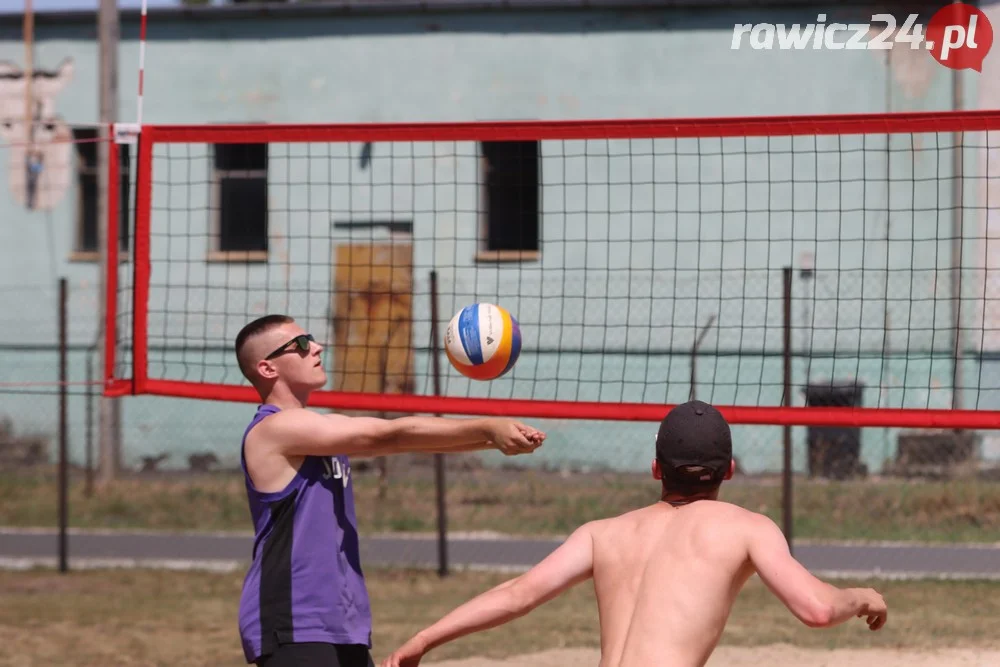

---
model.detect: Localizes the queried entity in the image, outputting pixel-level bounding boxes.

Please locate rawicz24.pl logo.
[731,3,994,72]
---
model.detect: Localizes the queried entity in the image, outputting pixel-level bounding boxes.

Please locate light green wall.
[0,6,993,474]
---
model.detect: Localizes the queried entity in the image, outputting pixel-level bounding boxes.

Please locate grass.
[2,464,1000,543]
[0,567,998,666]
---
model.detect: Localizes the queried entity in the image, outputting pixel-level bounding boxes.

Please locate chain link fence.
[2,281,999,579]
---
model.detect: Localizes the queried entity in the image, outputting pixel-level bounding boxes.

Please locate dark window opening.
[482,140,539,252]
[213,143,268,253]
[72,127,130,254]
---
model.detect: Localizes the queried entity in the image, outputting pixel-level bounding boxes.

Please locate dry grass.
[0,568,998,667]
[2,465,999,542]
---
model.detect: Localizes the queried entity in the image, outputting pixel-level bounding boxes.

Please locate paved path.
[1,528,998,579]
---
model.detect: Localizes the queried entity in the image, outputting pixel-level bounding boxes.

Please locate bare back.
[590,500,758,667]
[380,472,885,667]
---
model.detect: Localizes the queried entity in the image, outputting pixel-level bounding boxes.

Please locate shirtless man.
[381,400,887,667]
[232,314,545,667]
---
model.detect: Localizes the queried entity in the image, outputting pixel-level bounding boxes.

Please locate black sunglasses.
[264,333,315,360]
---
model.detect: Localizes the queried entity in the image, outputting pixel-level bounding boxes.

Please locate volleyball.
[444,303,522,380]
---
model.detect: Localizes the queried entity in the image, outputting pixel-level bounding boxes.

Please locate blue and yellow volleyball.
[444,303,522,380]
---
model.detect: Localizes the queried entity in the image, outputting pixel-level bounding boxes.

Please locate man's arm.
[256,409,543,459]
[747,514,887,630]
[381,524,596,667]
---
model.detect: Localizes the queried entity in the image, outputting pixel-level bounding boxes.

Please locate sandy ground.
[424,646,1000,667]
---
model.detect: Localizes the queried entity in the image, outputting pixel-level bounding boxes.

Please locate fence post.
[782,267,794,554]
[58,277,69,573]
[85,347,94,497]
[429,270,449,577]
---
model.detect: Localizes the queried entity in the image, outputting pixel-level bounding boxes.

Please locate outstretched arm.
[254,409,544,459]
[381,524,596,667]
[747,515,887,630]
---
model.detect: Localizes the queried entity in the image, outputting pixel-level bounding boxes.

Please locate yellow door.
[331,242,415,414]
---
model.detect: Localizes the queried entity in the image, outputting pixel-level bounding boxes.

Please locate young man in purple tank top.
[233,315,546,667]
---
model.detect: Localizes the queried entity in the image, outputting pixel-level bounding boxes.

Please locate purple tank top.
[237,404,372,663]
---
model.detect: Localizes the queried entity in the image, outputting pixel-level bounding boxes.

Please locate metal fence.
[1,282,999,577]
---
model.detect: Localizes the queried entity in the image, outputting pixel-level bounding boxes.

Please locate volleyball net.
[105,111,1000,431]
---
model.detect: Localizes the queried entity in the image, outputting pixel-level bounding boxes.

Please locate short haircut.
[234,314,295,380]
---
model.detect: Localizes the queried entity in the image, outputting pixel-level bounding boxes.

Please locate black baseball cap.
[655,400,733,486]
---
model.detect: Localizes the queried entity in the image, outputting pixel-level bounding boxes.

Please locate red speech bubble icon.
[926,2,993,72]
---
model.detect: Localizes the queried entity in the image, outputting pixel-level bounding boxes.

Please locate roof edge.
[0,0,891,28]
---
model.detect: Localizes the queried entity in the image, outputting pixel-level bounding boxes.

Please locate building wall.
[0,5,994,474]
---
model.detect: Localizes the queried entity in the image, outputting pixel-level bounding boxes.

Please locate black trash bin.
[803,382,865,480]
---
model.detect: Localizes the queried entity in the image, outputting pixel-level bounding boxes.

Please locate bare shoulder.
[681,501,772,538]
[561,517,609,545]
[245,408,323,450]
[584,505,658,543]
[590,506,647,530]
[250,407,311,431]
[696,499,758,518]
[705,501,781,530]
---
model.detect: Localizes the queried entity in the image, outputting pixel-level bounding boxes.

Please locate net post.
[132,129,153,396]
[58,276,69,573]
[429,270,449,578]
[782,267,794,553]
